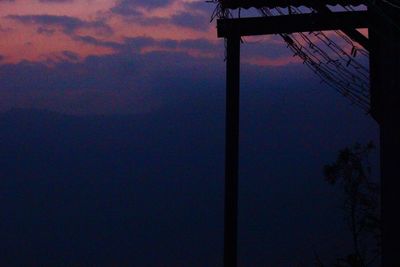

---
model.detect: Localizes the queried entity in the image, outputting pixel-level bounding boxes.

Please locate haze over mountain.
[0,76,378,266]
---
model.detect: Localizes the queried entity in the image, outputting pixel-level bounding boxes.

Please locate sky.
[0,0,379,266]
[0,0,301,114]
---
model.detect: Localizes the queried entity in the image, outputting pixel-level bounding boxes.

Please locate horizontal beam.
[311,4,369,50]
[219,0,366,9]
[217,11,368,37]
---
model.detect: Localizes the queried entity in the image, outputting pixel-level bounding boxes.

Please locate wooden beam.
[217,11,368,38]
[219,0,366,9]
[312,4,369,50]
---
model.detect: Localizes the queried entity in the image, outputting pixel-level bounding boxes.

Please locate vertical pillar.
[380,11,400,267]
[224,35,240,267]
[369,3,400,266]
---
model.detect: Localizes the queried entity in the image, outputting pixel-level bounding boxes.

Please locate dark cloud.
[38,50,81,65]
[72,35,122,49]
[132,37,220,57]
[61,50,80,61]
[122,36,157,49]
[38,0,73,2]
[37,26,55,36]
[0,47,224,114]
[184,1,215,14]
[70,35,221,57]
[108,0,211,31]
[121,36,183,51]
[111,0,173,15]
[178,38,218,51]
[170,12,210,31]
[0,24,13,33]
[109,8,169,26]
[70,35,190,54]
[110,3,142,16]
[134,15,169,26]
[7,14,113,35]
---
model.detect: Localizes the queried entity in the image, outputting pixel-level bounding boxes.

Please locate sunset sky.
[0,1,379,266]
[0,0,218,63]
[0,0,301,114]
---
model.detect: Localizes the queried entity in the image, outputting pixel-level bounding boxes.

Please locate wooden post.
[369,3,400,266]
[224,35,240,267]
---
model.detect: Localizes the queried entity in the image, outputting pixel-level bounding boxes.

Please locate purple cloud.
[110,9,210,31]
[72,35,221,57]
[0,24,13,33]
[38,0,73,2]
[111,0,173,15]
[37,26,55,36]
[7,15,113,35]
[61,50,80,61]
[170,12,209,31]
[184,1,215,14]
[72,35,122,49]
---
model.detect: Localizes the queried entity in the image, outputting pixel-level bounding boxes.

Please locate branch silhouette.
[319,142,380,267]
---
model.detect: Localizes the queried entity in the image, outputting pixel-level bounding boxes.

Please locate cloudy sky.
[0,0,301,114]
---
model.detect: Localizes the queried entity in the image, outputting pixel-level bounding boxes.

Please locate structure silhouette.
[212,0,400,266]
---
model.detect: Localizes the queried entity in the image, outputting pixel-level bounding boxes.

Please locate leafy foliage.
[321,142,380,267]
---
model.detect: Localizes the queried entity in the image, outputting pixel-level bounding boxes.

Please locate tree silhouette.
[320,142,380,267]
